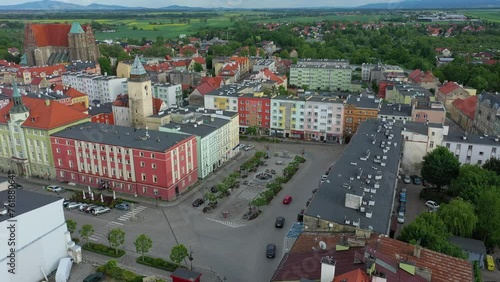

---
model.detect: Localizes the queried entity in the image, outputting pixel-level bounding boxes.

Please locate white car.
[425,200,439,210]
[66,202,83,210]
[46,185,63,193]
[244,144,254,151]
[403,175,411,184]
[93,207,111,215]
[397,214,405,224]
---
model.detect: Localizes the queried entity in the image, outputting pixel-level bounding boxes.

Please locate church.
[23,22,100,66]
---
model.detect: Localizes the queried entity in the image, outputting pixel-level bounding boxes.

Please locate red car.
[283,196,292,205]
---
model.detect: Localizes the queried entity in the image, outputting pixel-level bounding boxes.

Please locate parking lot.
[394,176,427,238]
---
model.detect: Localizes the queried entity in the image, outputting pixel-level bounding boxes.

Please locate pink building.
[51,122,198,200]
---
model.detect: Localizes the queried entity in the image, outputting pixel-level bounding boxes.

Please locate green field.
[463,9,500,23]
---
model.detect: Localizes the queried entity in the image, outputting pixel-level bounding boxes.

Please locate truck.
[55,257,73,282]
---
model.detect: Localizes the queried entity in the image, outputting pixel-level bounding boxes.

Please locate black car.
[398,202,406,214]
[62,199,71,207]
[210,186,218,193]
[192,198,205,207]
[266,243,276,258]
[412,175,422,185]
[83,272,105,282]
[275,216,285,228]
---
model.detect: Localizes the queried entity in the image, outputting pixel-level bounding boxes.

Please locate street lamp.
[188,247,194,270]
[317,215,321,228]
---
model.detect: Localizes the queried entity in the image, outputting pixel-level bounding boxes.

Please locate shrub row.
[82,242,125,258]
[97,260,144,282]
[473,261,482,282]
[241,151,265,171]
[136,255,185,272]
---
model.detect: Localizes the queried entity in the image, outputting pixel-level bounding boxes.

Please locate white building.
[122,82,183,109]
[62,72,126,103]
[0,185,78,282]
[303,96,345,142]
[443,132,500,166]
[270,95,306,139]
[252,59,276,73]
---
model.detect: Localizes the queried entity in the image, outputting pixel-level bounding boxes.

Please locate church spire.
[129,55,148,82]
[10,82,29,114]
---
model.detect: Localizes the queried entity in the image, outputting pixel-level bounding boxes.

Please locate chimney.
[414,244,422,258]
[45,99,50,106]
[320,257,336,282]
[398,104,401,112]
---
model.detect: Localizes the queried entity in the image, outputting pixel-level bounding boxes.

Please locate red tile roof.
[192,57,206,64]
[439,81,461,95]
[153,98,164,115]
[0,60,19,68]
[195,82,217,96]
[28,23,90,47]
[68,102,88,113]
[201,76,224,88]
[17,65,66,78]
[179,45,198,56]
[408,69,422,82]
[30,77,44,86]
[333,269,369,282]
[261,68,285,84]
[112,94,129,107]
[0,96,89,129]
[171,60,188,68]
[452,96,478,120]
[144,62,171,73]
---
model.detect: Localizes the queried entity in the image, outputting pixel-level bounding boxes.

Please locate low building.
[443,131,500,166]
[449,236,486,269]
[271,231,473,282]
[0,188,76,282]
[411,97,446,125]
[450,96,477,132]
[436,81,470,112]
[252,59,276,73]
[203,81,261,112]
[89,102,114,125]
[51,122,198,200]
[378,103,412,122]
[305,119,403,235]
[343,94,381,136]
[385,83,434,105]
[408,69,440,91]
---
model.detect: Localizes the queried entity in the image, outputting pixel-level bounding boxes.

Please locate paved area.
[7,140,344,282]
[394,181,426,238]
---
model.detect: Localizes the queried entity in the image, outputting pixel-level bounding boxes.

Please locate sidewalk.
[242,135,343,146]
[10,152,253,209]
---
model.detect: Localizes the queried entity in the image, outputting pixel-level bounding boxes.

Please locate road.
[15,141,344,282]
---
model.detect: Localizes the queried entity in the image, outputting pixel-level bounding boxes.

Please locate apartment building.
[303,96,345,142]
[472,91,500,136]
[289,59,352,91]
[203,81,261,112]
[385,83,434,105]
[62,72,126,103]
[344,94,381,136]
[270,95,306,139]
[238,92,271,133]
[444,132,500,166]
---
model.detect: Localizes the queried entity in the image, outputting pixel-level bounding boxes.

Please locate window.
[140,162,145,167]
[431,132,435,136]
[58,159,62,166]
[139,152,144,157]
[479,151,484,156]
[69,160,73,168]
[141,173,146,181]
[67,150,72,155]
[446,143,450,148]
[151,153,155,158]
[468,145,473,150]
[429,141,434,148]
[152,163,156,169]
[478,160,483,165]
[56,148,60,153]
[153,175,158,183]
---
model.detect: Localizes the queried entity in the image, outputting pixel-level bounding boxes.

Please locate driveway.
[394,181,426,238]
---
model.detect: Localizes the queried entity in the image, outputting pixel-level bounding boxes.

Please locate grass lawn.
[463,9,500,23]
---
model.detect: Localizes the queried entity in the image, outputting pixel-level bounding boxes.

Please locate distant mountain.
[158,5,208,10]
[358,0,500,9]
[85,3,143,10]
[0,1,207,11]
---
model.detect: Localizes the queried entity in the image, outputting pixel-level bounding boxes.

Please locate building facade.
[51,122,198,200]
[153,83,182,108]
[472,91,500,135]
[343,94,381,136]
[270,95,306,139]
[450,96,477,132]
[203,81,261,112]
[411,98,446,125]
[443,132,500,166]
[303,96,344,142]
[436,81,470,112]
[62,72,126,104]
[289,61,352,91]
[238,93,271,133]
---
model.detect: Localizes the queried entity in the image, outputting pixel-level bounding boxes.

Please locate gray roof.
[392,83,433,98]
[399,121,442,136]
[478,91,500,109]
[254,59,275,66]
[449,236,486,254]
[306,119,403,234]
[130,55,147,76]
[170,106,238,118]
[444,130,500,146]
[305,95,343,104]
[205,81,261,97]
[88,102,112,115]
[379,103,412,117]
[162,116,229,138]
[0,189,61,223]
[346,94,381,109]
[51,122,193,152]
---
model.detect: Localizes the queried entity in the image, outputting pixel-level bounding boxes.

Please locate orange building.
[343,94,381,136]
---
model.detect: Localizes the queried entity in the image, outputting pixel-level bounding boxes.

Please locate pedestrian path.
[88,229,107,242]
[117,205,147,221]
[206,217,246,228]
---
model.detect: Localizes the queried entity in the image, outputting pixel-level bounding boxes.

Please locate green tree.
[98,57,112,76]
[205,192,217,204]
[249,46,257,56]
[193,62,203,72]
[475,188,500,247]
[437,197,478,237]
[66,219,77,235]
[450,164,500,203]
[468,76,488,92]
[421,146,460,190]
[246,126,258,135]
[134,234,153,261]
[278,85,287,95]
[79,224,94,247]
[170,244,189,266]
[251,196,267,211]
[108,228,126,255]
[240,49,249,57]
[280,50,290,59]
[398,212,466,259]
[483,158,500,175]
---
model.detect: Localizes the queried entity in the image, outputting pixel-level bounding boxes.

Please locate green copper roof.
[69,22,85,34]
[12,82,21,98]
[130,55,147,76]
[9,82,29,114]
[20,54,27,66]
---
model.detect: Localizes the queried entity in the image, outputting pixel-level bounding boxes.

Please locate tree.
[98,57,112,76]
[205,192,217,204]
[483,157,500,175]
[249,46,257,56]
[170,244,189,266]
[79,224,94,247]
[278,85,287,95]
[468,76,488,92]
[108,228,126,255]
[66,219,77,235]
[437,197,478,237]
[251,196,267,211]
[398,212,466,259]
[246,126,258,135]
[421,146,460,190]
[134,234,153,261]
[280,50,290,59]
[450,164,500,203]
[193,62,203,72]
[475,188,500,247]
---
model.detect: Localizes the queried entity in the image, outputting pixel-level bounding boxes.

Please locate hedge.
[473,261,482,282]
[97,260,144,282]
[136,256,186,272]
[82,242,125,258]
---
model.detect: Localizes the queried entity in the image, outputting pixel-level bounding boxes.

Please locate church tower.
[8,82,30,176]
[128,55,152,129]
[68,22,87,62]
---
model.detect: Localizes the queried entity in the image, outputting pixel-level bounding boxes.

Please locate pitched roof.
[53,85,87,99]
[17,65,66,78]
[439,81,461,95]
[30,77,44,86]
[195,82,217,96]
[130,55,147,76]
[0,96,89,129]
[192,57,206,64]
[27,23,90,48]
[201,76,223,88]
[152,97,164,115]
[69,22,85,34]
[68,102,87,113]
[408,69,423,82]
[452,96,478,120]
[262,68,285,84]
[333,269,369,282]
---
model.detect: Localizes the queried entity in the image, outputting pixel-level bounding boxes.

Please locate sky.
[5,0,404,8]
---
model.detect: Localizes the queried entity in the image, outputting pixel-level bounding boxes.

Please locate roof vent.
[463,136,467,140]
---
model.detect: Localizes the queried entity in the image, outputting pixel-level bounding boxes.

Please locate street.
[14,141,344,282]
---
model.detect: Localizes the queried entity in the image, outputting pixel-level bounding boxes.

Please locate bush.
[473,261,482,282]
[83,242,125,258]
[72,238,80,244]
[294,156,306,163]
[136,256,185,272]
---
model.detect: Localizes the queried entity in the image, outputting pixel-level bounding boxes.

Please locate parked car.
[397,213,405,224]
[84,205,98,213]
[66,202,83,210]
[93,207,111,215]
[399,190,407,203]
[425,200,440,210]
[403,175,411,184]
[266,243,276,258]
[239,144,246,149]
[412,175,422,185]
[486,255,495,271]
[210,186,218,193]
[115,203,130,211]
[192,198,205,207]
[46,185,63,193]
[398,202,406,216]
[282,196,292,205]
[275,216,285,228]
[244,144,254,151]
[78,204,90,211]
[62,199,71,207]
[83,272,105,282]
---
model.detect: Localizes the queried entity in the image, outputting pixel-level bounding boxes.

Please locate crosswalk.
[206,218,246,228]
[117,205,147,221]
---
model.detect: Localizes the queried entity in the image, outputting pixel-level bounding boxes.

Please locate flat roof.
[379,103,412,117]
[346,94,380,109]
[306,119,403,234]
[0,188,61,223]
[162,116,229,138]
[205,81,261,97]
[51,122,192,152]
[444,130,500,146]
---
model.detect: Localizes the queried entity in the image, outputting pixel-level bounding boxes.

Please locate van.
[486,255,495,271]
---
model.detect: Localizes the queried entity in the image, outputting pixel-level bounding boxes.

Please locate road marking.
[108,221,123,226]
[206,218,246,228]
[116,206,147,222]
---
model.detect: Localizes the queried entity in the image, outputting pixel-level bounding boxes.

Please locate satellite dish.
[319,241,327,250]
